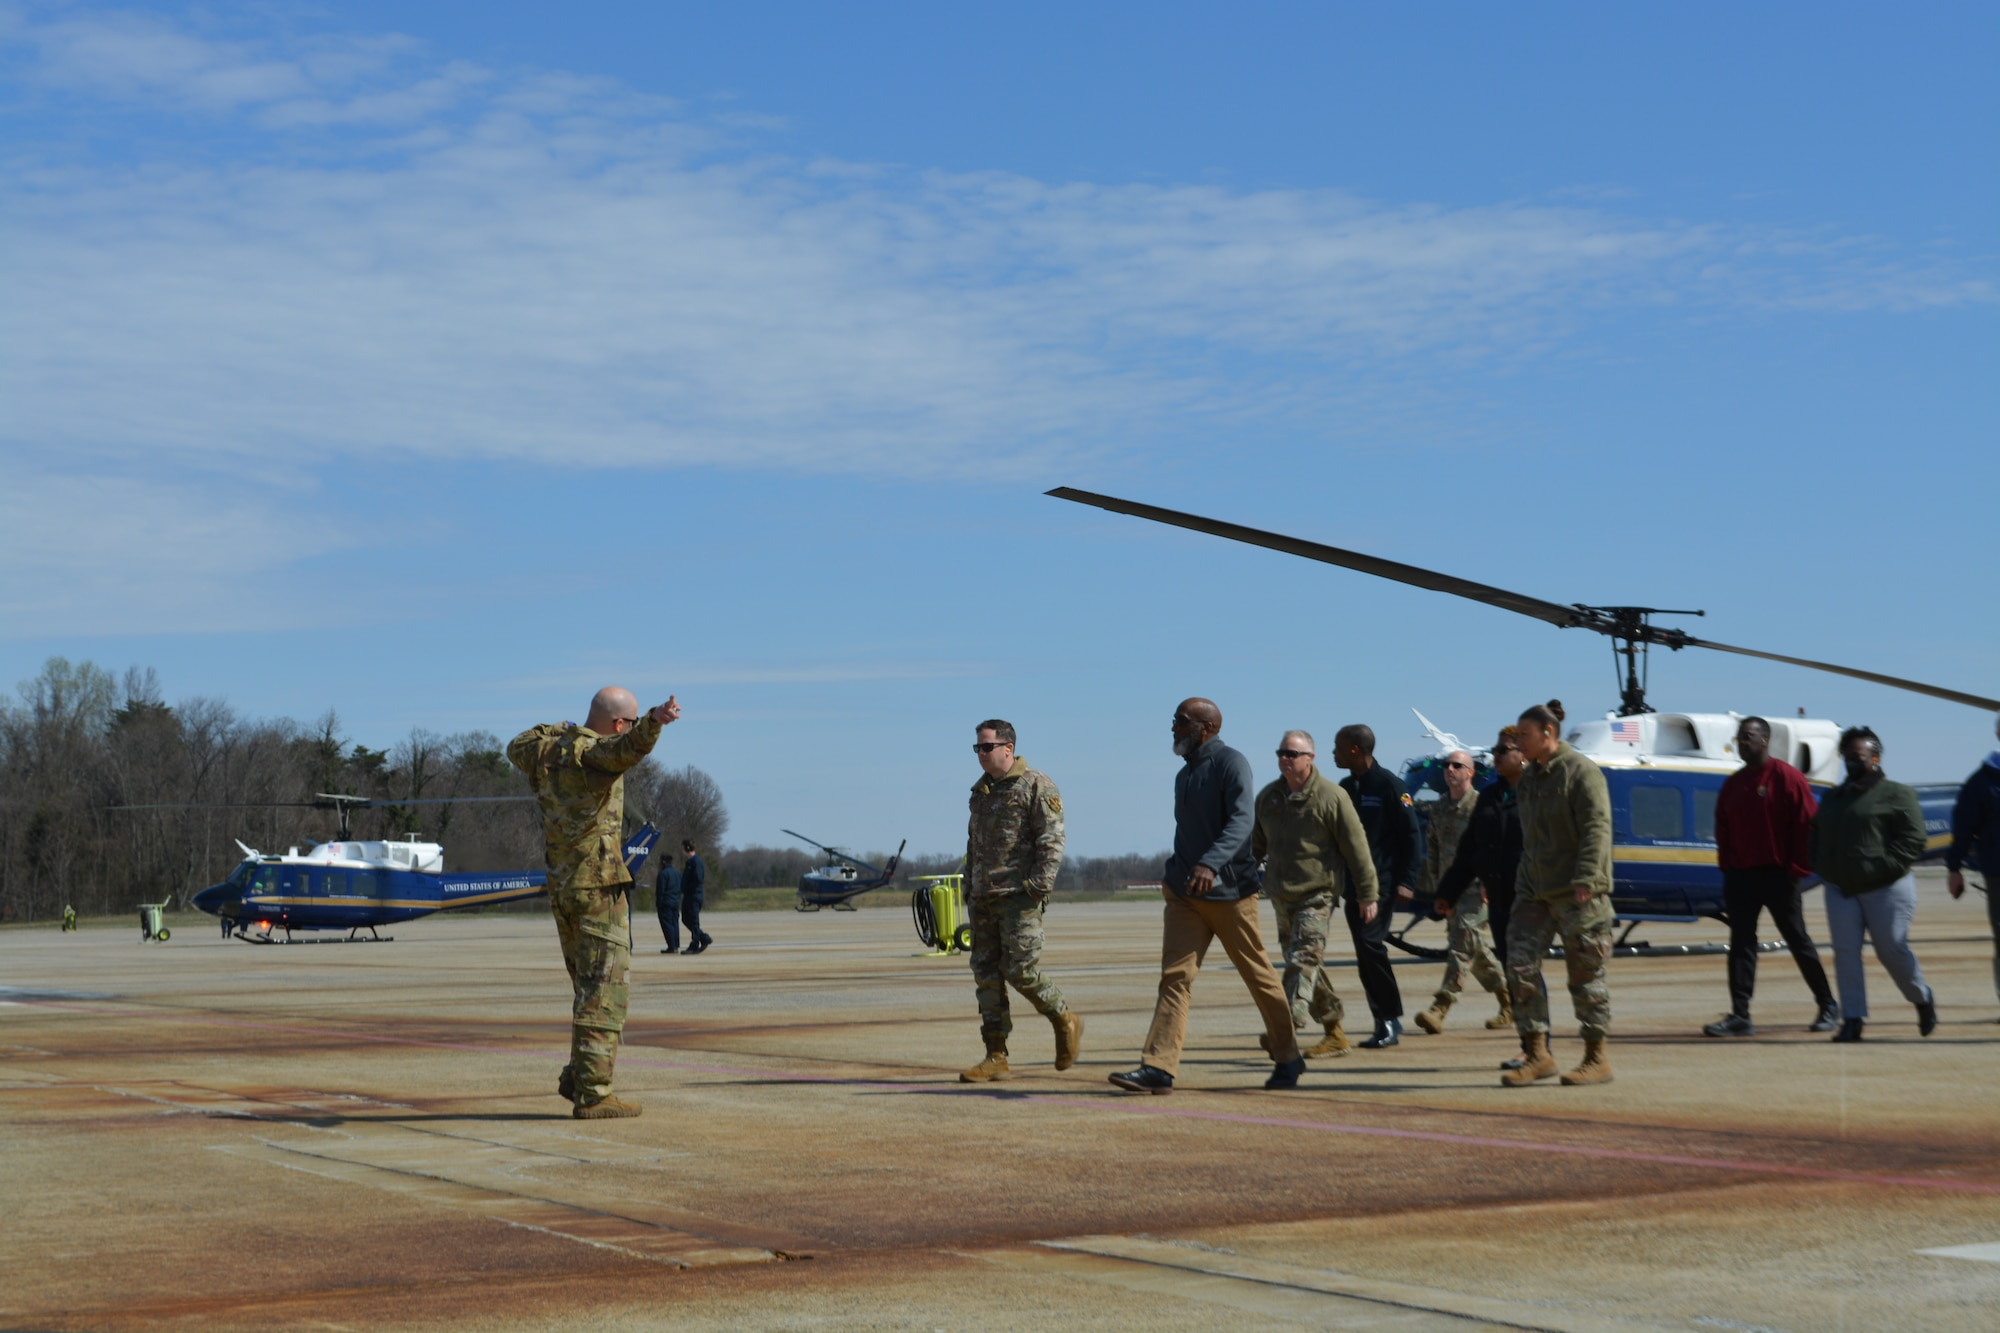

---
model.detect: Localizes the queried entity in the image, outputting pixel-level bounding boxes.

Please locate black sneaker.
[1831,1018,1864,1043]
[1108,1064,1174,1095]
[1916,998,1937,1037]
[1358,1019,1401,1049]
[1809,1001,1840,1032]
[1702,1013,1755,1038]
[1264,1057,1306,1090]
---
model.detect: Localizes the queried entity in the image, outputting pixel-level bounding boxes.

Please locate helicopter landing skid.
[1389,919,1792,961]
[233,925,393,944]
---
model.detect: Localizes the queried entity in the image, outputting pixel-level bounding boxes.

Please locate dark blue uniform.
[655,861,682,951]
[1340,763,1423,1026]
[681,852,713,954]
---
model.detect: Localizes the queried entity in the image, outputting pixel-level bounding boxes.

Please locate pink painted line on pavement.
[25,998,1999,1197]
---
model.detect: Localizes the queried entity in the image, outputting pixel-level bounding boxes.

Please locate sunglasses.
[973,741,1011,754]
[1276,748,1313,760]
[1444,761,1471,770]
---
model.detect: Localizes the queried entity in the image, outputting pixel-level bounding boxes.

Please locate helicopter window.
[325,871,347,895]
[252,867,277,892]
[352,870,381,897]
[1629,785,1685,840]
[1653,718,1701,755]
[1693,788,1719,842]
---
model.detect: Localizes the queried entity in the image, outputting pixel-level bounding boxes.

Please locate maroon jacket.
[1714,758,1818,878]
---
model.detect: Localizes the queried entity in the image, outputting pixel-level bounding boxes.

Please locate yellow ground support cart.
[910,874,970,956]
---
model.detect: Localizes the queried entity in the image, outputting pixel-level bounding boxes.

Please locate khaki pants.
[1141,893,1300,1076]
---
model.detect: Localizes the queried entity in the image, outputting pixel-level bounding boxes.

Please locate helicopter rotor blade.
[1687,639,1999,712]
[107,801,323,812]
[1048,486,1999,712]
[1047,486,1581,628]
[783,828,886,875]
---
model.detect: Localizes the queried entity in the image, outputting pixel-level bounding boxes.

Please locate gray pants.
[1822,874,1932,1020]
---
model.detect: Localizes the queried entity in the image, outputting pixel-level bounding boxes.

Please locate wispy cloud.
[1,7,1990,487]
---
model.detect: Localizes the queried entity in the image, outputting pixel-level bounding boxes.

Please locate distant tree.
[624,760,729,895]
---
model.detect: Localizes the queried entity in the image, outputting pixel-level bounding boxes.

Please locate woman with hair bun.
[1503,700,1617,1087]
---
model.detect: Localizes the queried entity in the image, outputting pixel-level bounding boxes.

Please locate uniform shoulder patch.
[1400,792,1414,808]
[1046,794,1063,817]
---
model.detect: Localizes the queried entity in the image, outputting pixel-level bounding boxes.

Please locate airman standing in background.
[509,686,680,1119]
[959,719,1081,1082]
[1503,700,1616,1087]
[1413,750,1508,1034]
[1252,729,1378,1059]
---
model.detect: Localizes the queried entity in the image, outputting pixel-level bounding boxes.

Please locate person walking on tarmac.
[1946,712,2000,1016]
[654,853,683,954]
[1413,750,1508,1034]
[1703,716,1839,1037]
[680,840,713,955]
[1334,724,1420,1048]
[958,719,1082,1082]
[1252,729,1379,1060]
[1503,700,1616,1088]
[1111,698,1304,1093]
[509,686,681,1119]
[1812,726,1936,1043]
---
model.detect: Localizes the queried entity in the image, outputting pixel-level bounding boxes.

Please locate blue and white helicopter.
[1049,487,1992,956]
[176,793,659,943]
[783,828,907,911]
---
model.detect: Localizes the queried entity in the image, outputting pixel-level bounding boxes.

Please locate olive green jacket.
[1252,767,1380,904]
[507,714,662,891]
[1516,742,1613,903]
[1810,776,1927,896]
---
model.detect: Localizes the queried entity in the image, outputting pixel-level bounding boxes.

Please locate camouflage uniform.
[1421,787,1505,1003]
[1252,768,1378,1033]
[966,757,1068,1049]
[1509,742,1615,1040]
[508,713,662,1105]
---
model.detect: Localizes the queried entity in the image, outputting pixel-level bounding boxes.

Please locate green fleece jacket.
[1516,742,1613,903]
[1810,776,1927,896]
[1252,767,1380,904]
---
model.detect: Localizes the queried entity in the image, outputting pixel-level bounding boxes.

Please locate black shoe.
[557,1065,576,1104]
[1917,998,1937,1037]
[1108,1064,1174,1094]
[1809,1001,1840,1033]
[1358,1019,1401,1049]
[1702,1013,1755,1038]
[1831,1017,1864,1043]
[660,947,679,955]
[1264,1057,1306,1090]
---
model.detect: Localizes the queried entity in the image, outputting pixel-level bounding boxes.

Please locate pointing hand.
[651,695,682,726]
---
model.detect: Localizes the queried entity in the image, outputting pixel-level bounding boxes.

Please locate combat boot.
[1052,1011,1084,1071]
[1304,1022,1350,1059]
[1500,1032,1557,1086]
[1414,993,1454,1035]
[1485,991,1514,1030]
[574,1093,642,1119]
[1560,1038,1613,1086]
[960,1047,1011,1083]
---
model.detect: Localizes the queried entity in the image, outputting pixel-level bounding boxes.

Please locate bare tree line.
[0,658,724,921]
[0,656,1162,921]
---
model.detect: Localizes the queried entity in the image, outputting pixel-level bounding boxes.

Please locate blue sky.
[2,2,1995,858]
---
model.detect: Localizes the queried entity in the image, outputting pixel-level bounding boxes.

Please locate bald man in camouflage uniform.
[1414,751,1509,1034]
[960,718,1082,1082]
[509,686,680,1118]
